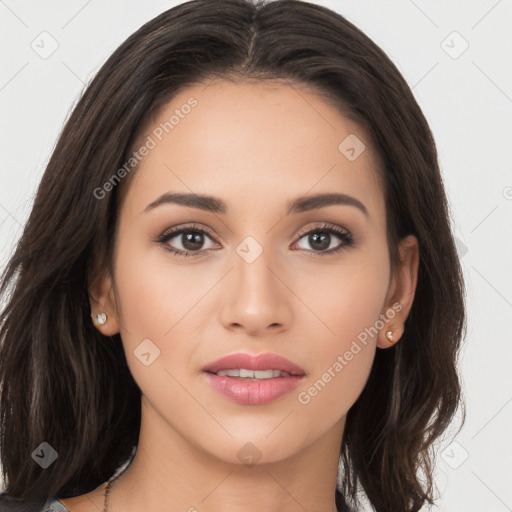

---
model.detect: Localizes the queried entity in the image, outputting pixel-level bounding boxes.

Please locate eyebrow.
[144,192,368,217]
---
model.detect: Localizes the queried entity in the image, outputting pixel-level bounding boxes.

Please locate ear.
[377,234,419,349]
[88,269,121,336]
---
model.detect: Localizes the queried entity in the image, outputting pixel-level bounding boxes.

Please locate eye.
[293,223,355,256]
[155,224,219,257]
[155,222,355,258]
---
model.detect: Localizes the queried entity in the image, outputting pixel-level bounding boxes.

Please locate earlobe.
[88,271,121,336]
[377,234,419,349]
[377,324,403,349]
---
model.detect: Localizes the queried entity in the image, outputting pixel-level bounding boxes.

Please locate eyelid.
[156,222,350,242]
[156,223,221,249]
[158,222,217,240]
[294,222,351,241]
[155,221,354,257]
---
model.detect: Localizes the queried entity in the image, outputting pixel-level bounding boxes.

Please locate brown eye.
[156,225,219,257]
[293,224,355,256]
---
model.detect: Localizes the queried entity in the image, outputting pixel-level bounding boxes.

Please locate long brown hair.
[0,1,466,510]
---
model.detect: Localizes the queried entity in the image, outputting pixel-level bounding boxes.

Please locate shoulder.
[0,493,69,512]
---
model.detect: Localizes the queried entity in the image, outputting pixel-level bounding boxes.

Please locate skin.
[62,79,418,512]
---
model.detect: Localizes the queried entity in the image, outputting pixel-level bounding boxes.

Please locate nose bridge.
[234,233,281,305]
[219,232,291,333]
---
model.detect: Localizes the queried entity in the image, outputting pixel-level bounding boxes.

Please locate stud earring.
[385,330,394,342]
[93,312,107,327]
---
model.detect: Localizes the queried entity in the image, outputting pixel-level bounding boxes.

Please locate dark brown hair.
[0,1,466,511]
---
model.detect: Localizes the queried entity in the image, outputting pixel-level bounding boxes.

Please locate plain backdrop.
[1,1,511,511]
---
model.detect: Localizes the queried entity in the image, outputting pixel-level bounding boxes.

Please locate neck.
[107,396,344,512]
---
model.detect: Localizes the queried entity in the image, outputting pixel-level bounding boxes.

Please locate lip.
[202,352,306,376]
[202,352,306,405]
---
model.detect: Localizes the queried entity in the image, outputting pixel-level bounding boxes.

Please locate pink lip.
[203,352,306,375]
[202,352,306,405]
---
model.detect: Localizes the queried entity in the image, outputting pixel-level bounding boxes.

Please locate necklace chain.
[103,471,123,512]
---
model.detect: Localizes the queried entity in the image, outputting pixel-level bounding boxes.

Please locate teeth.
[215,368,291,379]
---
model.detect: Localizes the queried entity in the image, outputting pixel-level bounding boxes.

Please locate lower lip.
[203,372,304,405]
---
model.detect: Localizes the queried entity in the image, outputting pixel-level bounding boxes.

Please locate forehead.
[123,79,385,219]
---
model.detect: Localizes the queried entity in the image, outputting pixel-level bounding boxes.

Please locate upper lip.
[203,352,306,376]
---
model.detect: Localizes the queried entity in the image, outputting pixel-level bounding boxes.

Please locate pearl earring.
[385,330,394,342]
[94,312,107,326]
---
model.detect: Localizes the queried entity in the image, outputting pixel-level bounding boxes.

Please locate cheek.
[113,234,211,339]
[297,344,375,412]
[111,236,207,390]
[295,247,390,353]
[111,242,209,420]
[292,247,389,418]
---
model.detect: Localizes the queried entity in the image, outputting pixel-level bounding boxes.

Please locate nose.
[218,246,293,337]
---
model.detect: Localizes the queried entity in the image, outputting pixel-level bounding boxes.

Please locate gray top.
[0,447,136,512]
[41,499,70,512]
[0,494,72,512]
[0,495,70,511]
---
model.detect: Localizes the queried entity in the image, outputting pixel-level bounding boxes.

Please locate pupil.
[183,232,204,251]
[310,232,330,251]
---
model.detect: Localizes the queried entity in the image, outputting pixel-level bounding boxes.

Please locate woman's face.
[93,79,416,465]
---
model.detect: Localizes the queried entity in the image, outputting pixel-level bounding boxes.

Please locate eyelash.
[154,222,355,258]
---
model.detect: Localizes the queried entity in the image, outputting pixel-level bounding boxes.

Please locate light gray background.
[1,1,511,511]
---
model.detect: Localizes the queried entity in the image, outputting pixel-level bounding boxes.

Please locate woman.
[0,0,466,511]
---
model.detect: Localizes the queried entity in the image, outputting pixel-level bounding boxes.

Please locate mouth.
[202,352,306,405]
[212,368,297,379]
[202,352,306,376]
